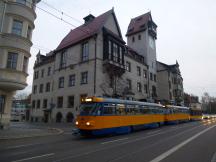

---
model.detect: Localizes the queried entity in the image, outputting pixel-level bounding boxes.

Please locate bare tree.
[100,74,134,98]
[14,92,29,100]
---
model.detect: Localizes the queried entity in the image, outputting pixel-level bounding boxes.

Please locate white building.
[31,9,183,123]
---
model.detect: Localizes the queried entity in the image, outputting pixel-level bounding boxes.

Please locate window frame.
[7,52,18,69]
[12,19,23,36]
[68,96,74,108]
[58,77,64,88]
[81,72,88,85]
[68,74,75,87]
[81,42,89,62]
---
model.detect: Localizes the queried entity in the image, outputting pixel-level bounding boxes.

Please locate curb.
[0,128,64,140]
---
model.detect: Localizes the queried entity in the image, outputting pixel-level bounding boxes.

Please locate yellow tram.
[75,97,200,136]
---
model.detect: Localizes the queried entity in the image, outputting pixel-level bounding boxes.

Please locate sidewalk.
[0,122,66,140]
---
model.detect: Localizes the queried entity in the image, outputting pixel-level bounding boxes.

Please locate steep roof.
[56,9,113,52]
[157,61,180,74]
[126,12,154,36]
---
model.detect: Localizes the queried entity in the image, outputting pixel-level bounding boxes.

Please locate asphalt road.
[1,119,216,162]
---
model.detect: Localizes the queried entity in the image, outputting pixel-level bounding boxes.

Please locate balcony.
[103,60,125,76]
[0,68,27,91]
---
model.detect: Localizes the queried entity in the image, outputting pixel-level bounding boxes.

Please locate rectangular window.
[32,100,35,109]
[46,82,50,92]
[43,99,47,108]
[119,47,123,64]
[137,82,142,92]
[154,74,156,82]
[137,66,141,76]
[0,95,6,114]
[12,20,23,36]
[126,79,132,90]
[110,75,114,88]
[36,100,40,109]
[59,51,66,69]
[57,96,63,108]
[47,67,51,76]
[125,61,131,72]
[34,71,39,79]
[81,42,89,61]
[143,70,147,78]
[138,34,141,40]
[68,96,74,108]
[150,73,153,81]
[22,56,28,73]
[113,43,118,62]
[58,77,64,88]
[16,0,26,5]
[132,36,135,42]
[108,40,112,60]
[39,84,43,93]
[33,85,37,94]
[41,69,44,78]
[81,72,88,84]
[144,84,148,94]
[27,25,32,39]
[69,74,75,87]
[7,52,18,69]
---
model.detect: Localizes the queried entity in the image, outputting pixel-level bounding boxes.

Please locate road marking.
[53,123,203,162]
[147,130,161,135]
[11,153,54,162]
[211,152,216,162]
[7,143,39,149]
[101,138,129,144]
[150,125,216,162]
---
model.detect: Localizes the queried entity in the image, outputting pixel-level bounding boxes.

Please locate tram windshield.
[79,103,102,116]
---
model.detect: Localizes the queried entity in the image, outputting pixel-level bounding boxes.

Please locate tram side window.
[150,108,158,114]
[125,104,137,115]
[103,103,116,115]
[140,105,151,114]
[166,109,172,114]
[116,104,126,115]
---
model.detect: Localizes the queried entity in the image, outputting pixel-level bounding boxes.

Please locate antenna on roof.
[112,6,114,11]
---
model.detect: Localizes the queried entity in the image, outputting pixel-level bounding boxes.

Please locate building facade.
[0,0,40,128]
[157,61,184,105]
[31,9,152,122]
[31,9,183,123]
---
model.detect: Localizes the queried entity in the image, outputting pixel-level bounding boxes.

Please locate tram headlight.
[86,122,91,126]
[75,121,79,125]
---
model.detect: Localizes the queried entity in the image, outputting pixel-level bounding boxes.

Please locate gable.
[104,13,122,38]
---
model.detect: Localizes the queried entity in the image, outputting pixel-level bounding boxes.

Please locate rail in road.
[0,119,216,162]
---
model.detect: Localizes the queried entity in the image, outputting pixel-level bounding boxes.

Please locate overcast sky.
[19,0,216,98]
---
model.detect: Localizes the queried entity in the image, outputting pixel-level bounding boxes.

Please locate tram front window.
[79,103,101,116]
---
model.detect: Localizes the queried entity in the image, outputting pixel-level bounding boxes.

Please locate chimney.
[83,14,95,24]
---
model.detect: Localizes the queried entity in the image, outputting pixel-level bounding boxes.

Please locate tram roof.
[82,97,163,107]
[166,105,189,110]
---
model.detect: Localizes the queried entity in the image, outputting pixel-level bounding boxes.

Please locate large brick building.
[30,9,183,123]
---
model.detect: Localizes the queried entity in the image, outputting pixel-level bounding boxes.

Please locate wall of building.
[0,0,39,128]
